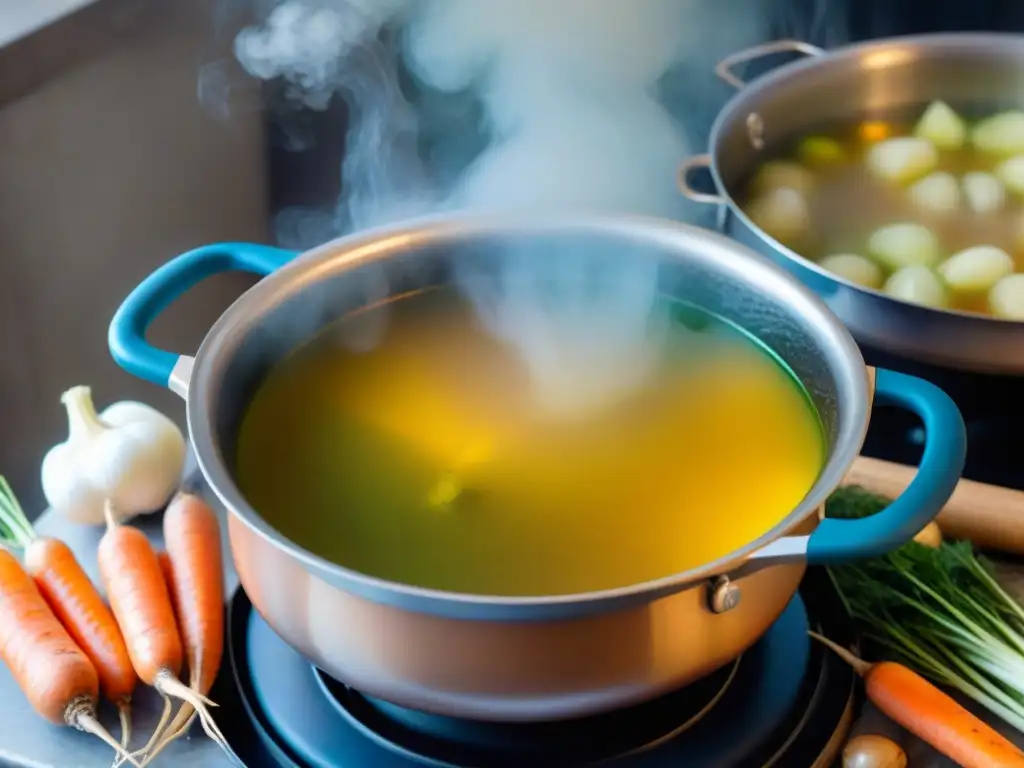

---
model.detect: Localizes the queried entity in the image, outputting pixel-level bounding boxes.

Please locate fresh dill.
[826,486,1024,732]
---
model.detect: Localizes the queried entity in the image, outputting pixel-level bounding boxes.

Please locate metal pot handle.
[716,39,825,90]
[108,243,298,397]
[678,154,725,205]
[748,369,965,567]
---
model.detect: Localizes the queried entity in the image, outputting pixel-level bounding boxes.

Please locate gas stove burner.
[317,655,743,765]
[227,569,857,767]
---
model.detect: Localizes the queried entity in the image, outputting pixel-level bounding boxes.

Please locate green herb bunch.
[827,486,1024,731]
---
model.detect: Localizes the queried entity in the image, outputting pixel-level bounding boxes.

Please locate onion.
[842,734,907,768]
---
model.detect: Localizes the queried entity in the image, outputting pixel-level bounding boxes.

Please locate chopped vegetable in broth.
[738,100,1024,318]
[234,288,825,597]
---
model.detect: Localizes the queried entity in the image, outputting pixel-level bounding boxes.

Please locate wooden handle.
[846,456,1024,554]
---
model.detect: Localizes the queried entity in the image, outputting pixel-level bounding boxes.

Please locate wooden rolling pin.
[846,456,1024,555]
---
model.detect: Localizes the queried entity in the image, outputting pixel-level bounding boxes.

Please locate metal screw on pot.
[708,576,742,614]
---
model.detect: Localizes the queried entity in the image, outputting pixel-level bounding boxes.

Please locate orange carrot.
[0,478,137,747]
[98,503,234,766]
[157,551,175,599]
[141,494,227,764]
[812,633,1024,768]
[0,549,139,765]
[29,539,137,737]
[163,493,225,699]
[98,507,183,689]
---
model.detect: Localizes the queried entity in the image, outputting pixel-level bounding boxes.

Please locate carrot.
[811,632,1024,768]
[140,493,228,765]
[97,503,234,766]
[157,551,175,599]
[0,548,139,765]
[0,478,137,748]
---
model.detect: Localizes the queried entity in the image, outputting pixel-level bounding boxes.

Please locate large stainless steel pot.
[108,214,965,721]
[680,34,1024,375]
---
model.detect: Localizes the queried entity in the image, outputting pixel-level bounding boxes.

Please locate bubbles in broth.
[739,101,1024,319]
[235,288,824,597]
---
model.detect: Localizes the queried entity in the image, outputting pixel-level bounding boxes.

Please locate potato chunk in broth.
[739,101,1024,318]
[235,288,824,597]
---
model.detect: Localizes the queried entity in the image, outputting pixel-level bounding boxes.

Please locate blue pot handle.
[805,368,966,564]
[108,243,298,388]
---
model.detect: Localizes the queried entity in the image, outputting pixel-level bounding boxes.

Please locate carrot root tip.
[142,692,173,757]
[140,703,196,766]
[807,631,873,676]
[139,708,197,768]
[155,674,240,767]
[117,699,132,750]
[73,710,142,768]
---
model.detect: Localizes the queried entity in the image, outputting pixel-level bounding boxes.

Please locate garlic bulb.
[41,386,186,525]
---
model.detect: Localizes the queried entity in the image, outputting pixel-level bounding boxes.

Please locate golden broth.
[235,289,825,597]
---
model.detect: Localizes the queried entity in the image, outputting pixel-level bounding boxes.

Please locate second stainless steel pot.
[108,213,964,721]
[680,33,1024,375]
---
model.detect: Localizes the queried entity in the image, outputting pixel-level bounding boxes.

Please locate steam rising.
[234,0,842,417]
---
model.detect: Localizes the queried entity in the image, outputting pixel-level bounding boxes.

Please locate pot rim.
[187,212,869,617]
[704,31,1024,328]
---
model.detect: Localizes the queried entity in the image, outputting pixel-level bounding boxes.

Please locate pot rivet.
[746,113,765,150]
[708,575,741,614]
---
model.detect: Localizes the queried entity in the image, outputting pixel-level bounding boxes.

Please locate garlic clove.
[914,100,966,151]
[819,254,883,289]
[938,245,1014,293]
[866,137,938,184]
[41,443,107,525]
[962,171,1006,214]
[884,265,947,309]
[909,171,960,213]
[84,423,184,518]
[972,111,1024,155]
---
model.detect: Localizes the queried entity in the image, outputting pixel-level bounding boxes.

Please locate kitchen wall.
[0,0,269,515]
